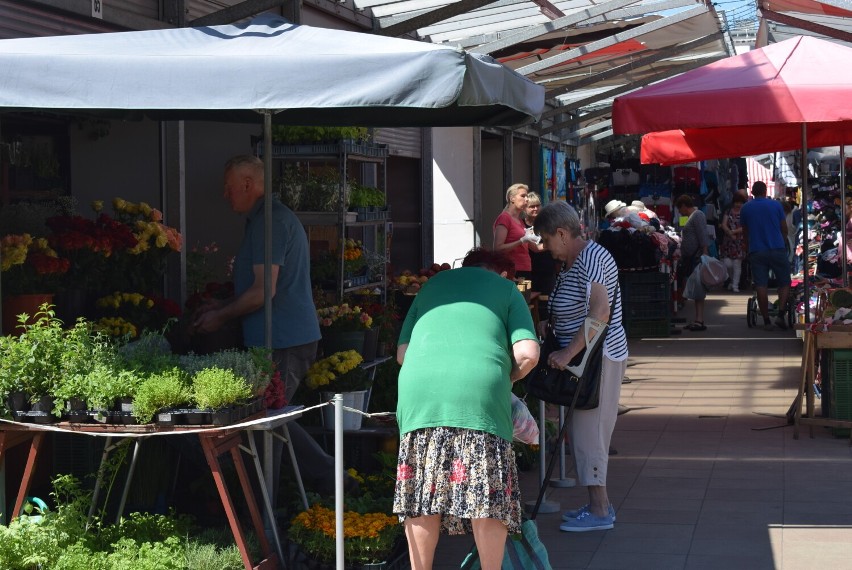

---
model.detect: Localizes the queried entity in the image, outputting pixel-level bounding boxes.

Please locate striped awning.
[746,156,777,197]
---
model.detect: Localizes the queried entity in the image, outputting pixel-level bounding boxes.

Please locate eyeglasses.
[528,204,540,209]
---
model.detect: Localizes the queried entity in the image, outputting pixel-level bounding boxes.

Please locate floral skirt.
[393,426,522,535]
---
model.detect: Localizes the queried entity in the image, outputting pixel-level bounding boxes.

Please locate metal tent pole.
[802,124,810,322]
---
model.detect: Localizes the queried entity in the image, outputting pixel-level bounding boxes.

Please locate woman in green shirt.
[393,248,540,570]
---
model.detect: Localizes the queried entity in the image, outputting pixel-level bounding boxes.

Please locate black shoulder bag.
[524,285,617,410]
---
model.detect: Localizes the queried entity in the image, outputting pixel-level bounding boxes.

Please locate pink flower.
[150,209,163,222]
[450,459,467,483]
[397,464,414,481]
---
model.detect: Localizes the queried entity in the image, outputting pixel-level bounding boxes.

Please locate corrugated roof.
[349,0,733,144]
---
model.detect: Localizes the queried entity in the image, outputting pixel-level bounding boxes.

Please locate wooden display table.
[793,325,852,443]
[0,407,308,570]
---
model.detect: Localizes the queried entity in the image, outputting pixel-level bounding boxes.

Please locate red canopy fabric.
[640,122,852,165]
[613,35,852,135]
[613,35,852,164]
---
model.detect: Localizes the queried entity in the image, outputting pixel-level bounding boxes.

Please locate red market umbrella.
[612,35,852,165]
[612,34,852,310]
[612,35,852,141]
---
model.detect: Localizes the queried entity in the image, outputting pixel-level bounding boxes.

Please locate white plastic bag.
[699,254,727,289]
[683,265,706,300]
[511,393,540,444]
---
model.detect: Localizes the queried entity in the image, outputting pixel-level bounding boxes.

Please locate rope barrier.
[0,401,397,438]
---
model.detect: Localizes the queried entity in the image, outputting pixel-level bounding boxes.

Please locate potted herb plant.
[178,347,272,396]
[0,304,66,418]
[131,367,191,425]
[191,367,254,425]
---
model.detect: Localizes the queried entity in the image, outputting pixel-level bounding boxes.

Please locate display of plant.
[275,162,345,212]
[270,125,368,145]
[0,304,66,404]
[82,364,146,412]
[178,347,272,395]
[0,474,249,570]
[191,367,253,410]
[316,303,373,332]
[131,368,192,423]
[0,233,71,295]
[289,503,402,565]
[53,319,124,414]
[305,350,368,392]
[94,291,181,339]
[348,183,385,208]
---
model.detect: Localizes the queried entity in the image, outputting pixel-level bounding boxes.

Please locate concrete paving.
[431,290,852,569]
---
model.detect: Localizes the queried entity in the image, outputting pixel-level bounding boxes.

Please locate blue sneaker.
[561,504,616,522]
[559,510,614,532]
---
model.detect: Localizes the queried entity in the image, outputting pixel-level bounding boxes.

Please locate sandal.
[684,321,707,331]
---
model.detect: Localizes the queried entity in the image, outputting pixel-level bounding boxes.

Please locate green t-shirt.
[396,267,537,441]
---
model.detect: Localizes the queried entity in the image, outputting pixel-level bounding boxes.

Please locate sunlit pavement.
[432,290,852,570]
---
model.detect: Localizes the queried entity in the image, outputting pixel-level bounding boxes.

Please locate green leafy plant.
[0,304,67,403]
[82,365,146,412]
[274,164,342,212]
[348,183,385,208]
[270,126,368,144]
[178,348,272,395]
[191,367,252,410]
[132,368,191,423]
[0,473,258,570]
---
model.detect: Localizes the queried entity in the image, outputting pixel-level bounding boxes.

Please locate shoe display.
[559,510,615,532]
[562,504,616,522]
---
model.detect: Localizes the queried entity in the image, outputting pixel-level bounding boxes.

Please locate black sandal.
[684,321,707,331]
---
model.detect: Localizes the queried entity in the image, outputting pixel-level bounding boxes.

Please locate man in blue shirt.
[740,181,791,330]
[195,156,348,496]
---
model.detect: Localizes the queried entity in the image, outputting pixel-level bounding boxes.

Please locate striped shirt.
[548,241,628,361]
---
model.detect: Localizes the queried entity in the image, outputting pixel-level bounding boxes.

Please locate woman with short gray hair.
[533,200,627,532]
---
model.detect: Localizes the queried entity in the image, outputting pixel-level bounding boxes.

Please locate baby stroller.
[746,278,802,328]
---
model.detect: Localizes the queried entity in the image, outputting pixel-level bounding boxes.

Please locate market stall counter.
[793,324,852,443]
[0,405,315,570]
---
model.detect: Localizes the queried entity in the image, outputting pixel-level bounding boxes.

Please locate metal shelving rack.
[257,140,390,301]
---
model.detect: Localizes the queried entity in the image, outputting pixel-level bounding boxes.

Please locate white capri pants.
[569,356,626,486]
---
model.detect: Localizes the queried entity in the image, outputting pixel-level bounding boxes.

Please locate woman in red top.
[493,183,537,276]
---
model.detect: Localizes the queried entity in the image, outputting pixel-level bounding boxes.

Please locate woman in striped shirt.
[533,201,628,533]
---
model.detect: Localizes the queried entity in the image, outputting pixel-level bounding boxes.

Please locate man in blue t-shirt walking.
[740,181,791,331]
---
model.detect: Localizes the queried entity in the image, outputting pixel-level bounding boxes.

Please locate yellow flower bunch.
[1,233,33,270]
[96,316,138,338]
[96,292,155,311]
[112,197,182,254]
[292,504,398,540]
[305,350,364,390]
[289,504,402,565]
[343,238,362,261]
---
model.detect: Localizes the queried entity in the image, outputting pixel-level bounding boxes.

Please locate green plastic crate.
[830,349,852,436]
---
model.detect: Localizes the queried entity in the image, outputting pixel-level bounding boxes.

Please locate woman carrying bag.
[533,201,628,532]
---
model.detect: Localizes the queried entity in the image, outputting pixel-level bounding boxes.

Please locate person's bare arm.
[397,343,408,365]
[510,339,540,381]
[194,264,279,332]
